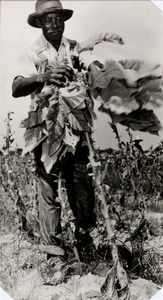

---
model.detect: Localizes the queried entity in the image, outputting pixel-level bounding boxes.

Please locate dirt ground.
[0,187,163,300]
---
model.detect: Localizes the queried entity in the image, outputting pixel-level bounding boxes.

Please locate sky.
[1,0,163,151]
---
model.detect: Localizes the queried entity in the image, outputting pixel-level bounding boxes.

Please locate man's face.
[39,13,65,43]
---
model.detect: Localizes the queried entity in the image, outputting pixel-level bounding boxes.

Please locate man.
[12,0,96,267]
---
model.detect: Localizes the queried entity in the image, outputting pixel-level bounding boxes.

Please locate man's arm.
[12,75,43,98]
[12,66,74,98]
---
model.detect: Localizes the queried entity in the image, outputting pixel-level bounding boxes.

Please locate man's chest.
[35,47,66,73]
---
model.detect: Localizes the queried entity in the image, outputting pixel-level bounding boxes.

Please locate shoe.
[39,255,67,285]
[48,255,66,272]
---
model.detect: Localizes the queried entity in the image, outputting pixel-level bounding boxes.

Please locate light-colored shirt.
[16,35,74,78]
[15,34,95,111]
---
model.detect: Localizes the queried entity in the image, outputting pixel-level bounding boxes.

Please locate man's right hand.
[38,65,74,86]
[12,65,74,98]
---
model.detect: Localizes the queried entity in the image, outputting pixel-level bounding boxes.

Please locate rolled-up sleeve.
[13,47,40,79]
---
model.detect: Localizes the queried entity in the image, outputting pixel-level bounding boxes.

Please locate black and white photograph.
[1,1,163,299]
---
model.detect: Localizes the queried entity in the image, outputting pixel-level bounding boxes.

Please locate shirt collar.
[40,34,68,50]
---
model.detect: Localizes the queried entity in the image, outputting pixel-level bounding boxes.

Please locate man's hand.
[38,65,74,86]
[12,65,74,98]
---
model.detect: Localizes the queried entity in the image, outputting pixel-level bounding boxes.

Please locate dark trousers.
[34,139,96,246]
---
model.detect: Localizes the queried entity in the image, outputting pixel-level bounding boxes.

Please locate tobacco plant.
[1,113,163,286]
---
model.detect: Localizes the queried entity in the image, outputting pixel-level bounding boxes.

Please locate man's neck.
[50,40,61,51]
[44,36,62,51]
[41,34,64,51]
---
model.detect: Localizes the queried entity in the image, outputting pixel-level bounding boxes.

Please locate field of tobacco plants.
[0,117,163,300]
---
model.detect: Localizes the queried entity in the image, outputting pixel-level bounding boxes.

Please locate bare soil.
[0,187,162,300]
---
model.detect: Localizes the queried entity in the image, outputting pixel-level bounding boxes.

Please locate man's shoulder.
[62,36,78,51]
[27,36,78,52]
[28,35,46,53]
[18,35,44,60]
[66,38,78,51]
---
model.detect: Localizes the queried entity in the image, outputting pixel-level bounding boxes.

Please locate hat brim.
[28,7,73,28]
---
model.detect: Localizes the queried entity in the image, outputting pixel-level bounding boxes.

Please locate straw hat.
[28,0,73,28]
